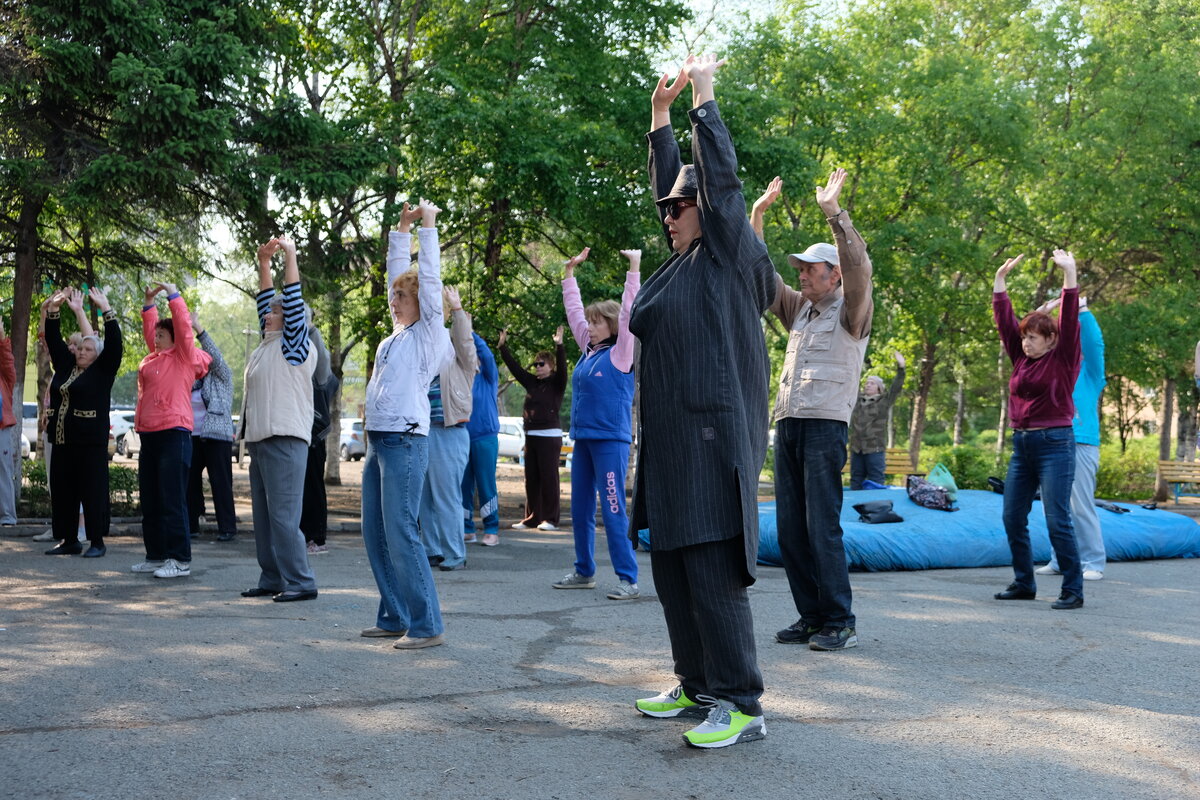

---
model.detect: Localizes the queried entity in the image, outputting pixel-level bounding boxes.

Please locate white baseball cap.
[787,242,839,268]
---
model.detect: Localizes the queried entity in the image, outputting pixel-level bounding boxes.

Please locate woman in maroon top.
[991,250,1084,609]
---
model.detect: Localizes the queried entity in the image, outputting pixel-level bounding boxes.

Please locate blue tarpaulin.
[640,488,1200,572]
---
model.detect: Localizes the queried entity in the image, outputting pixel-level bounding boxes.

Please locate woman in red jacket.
[130,283,211,579]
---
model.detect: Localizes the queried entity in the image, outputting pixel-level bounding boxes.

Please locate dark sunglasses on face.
[665,200,697,219]
[532,361,547,367]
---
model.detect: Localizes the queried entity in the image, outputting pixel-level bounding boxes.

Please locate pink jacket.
[562,271,640,373]
[136,295,211,433]
[0,335,15,429]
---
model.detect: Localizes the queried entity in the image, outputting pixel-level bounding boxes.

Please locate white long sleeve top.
[364,227,453,435]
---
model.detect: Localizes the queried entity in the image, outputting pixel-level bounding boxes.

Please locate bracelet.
[825,209,846,222]
[47,310,60,319]
[102,309,117,322]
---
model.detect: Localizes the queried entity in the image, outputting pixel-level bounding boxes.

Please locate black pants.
[299,438,327,545]
[521,435,561,526]
[650,535,764,716]
[187,436,237,537]
[140,429,192,562]
[49,442,109,545]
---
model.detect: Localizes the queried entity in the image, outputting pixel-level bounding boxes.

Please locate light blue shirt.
[1071,310,1105,447]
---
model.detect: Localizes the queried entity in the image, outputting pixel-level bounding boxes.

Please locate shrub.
[1095,438,1157,501]
[17,459,140,517]
[919,444,1008,491]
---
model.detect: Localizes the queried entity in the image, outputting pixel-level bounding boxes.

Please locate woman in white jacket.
[360,199,453,650]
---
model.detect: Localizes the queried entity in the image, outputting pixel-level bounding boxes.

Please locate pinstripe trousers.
[650,535,764,716]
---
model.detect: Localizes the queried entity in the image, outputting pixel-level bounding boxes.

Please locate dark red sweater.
[993,287,1081,429]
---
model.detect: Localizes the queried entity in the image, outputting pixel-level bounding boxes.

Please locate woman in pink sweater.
[131,283,211,579]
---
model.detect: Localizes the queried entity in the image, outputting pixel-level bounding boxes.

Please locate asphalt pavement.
[2,520,1198,800]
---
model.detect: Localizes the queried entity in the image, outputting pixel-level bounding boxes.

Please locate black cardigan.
[498,342,566,432]
[46,312,124,446]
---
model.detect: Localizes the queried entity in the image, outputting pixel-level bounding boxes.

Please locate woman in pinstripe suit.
[628,55,775,749]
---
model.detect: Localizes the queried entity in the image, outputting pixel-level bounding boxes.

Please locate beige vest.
[773,294,870,425]
[239,331,316,444]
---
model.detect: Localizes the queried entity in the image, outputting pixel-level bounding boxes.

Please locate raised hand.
[443,285,462,312]
[87,286,111,313]
[158,281,178,297]
[143,284,165,305]
[418,198,441,227]
[498,329,508,348]
[257,237,281,266]
[64,287,84,313]
[552,325,564,346]
[651,65,690,112]
[894,351,906,369]
[48,290,68,311]
[816,168,848,216]
[276,236,297,258]
[564,247,590,280]
[684,53,726,107]
[619,249,642,270]
[1036,296,1062,314]
[395,201,423,233]
[1051,249,1076,272]
[753,176,783,215]
[993,254,1025,293]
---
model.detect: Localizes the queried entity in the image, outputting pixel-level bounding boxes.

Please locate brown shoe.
[392,634,445,650]
[361,627,406,638]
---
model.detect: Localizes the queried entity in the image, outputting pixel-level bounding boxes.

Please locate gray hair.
[81,334,103,355]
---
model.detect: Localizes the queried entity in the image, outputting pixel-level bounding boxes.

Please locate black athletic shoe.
[776,620,821,645]
[809,626,858,651]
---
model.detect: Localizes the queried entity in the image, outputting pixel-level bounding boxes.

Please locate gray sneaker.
[130,560,167,573]
[552,571,596,589]
[606,580,639,600]
[32,529,55,542]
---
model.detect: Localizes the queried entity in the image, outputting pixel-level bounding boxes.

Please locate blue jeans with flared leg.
[419,424,471,568]
[361,430,443,637]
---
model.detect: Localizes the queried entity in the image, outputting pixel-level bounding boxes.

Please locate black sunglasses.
[532,361,547,367]
[665,200,697,219]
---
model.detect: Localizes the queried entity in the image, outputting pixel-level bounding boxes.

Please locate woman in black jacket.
[44,287,123,558]
[498,326,566,533]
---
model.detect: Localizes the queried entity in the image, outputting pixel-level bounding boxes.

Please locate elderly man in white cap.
[754,170,874,652]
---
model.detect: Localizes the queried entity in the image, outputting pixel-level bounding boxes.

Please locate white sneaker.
[606,580,640,600]
[32,529,55,542]
[510,521,530,530]
[1083,570,1103,581]
[153,559,191,579]
[536,521,558,531]
[131,560,167,573]
[1034,564,1060,576]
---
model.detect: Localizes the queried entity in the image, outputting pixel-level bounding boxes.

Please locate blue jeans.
[419,424,471,567]
[461,434,500,535]
[849,450,886,490]
[362,430,443,637]
[774,418,854,629]
[1003,427,1083,599]
[139,429,193,563]
[570,438,637,584]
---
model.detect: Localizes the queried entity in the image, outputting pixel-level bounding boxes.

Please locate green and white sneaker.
[636,685,707,719]
[552,571,595,589]
[682,697,766,749]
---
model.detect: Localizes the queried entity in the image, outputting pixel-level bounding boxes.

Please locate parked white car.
[497,416,525,462]
[339,418,365,461]
[22,402,39,456]
[20,433,31,459]
[110,410,137,455]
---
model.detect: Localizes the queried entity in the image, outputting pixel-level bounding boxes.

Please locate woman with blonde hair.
[552,247,640,600]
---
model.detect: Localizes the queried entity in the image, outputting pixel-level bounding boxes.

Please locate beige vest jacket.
[239,331,317,444]
[773,293,870,425]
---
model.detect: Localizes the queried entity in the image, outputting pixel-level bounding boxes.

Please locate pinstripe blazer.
[628,100,776,581]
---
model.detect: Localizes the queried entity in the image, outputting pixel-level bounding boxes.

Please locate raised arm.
[552,340,568,392]
[992,254,1025,363]
[474,333,498,385]
[1052,250,1080,366]
[818,169,874,338]
[163,284,196,361]
[686,55,775,310]
[611,250,641,374]
[444,286,478,373]
[751,176,783,242]
[64,288,94,338]
[43,293,73,373]
[648,70,687,251]
[415,199,446,332]
[142,284,162,350]
[0,315,14,390]
[192,312,232,384]
[1077,299,1105,388]
[276,237,310,366]
[88,287,123,374]
[387,202,422,295]
[884,353,906,405]
[498,331,536,390]
[561,247,592,353]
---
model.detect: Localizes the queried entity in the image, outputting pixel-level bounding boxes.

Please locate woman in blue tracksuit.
[554,247,641,599]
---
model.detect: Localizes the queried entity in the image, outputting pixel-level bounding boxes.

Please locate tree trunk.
[10,191,47,503]
[324,288,345,485]
[1154,378,1175,502]
[1176,385,1197,462]
[907,337,937,465]
[952,377,965,446]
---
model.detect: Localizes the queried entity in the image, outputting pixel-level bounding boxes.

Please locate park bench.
[842,448,925,485]
[1157,460,1200,503]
